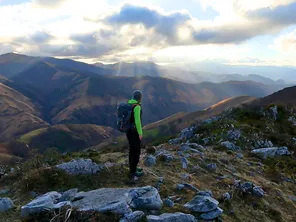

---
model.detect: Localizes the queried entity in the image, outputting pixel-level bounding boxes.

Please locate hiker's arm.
[134,106,143,136]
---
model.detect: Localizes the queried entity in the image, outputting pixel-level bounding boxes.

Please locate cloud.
[1,0,296,65]
[104,4,191,44]
[272,30,296,51]
[32,0,68,8]
[245,2,296,25]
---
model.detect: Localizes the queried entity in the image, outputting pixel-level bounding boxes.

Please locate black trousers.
[126,129,141,176]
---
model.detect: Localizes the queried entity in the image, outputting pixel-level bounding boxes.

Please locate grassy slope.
[17,124,119,153]
[0,83,49,142]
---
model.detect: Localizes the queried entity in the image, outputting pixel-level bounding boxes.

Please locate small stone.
[223,192,231,201]
[252,186,264,197]
[236,153,244,159]
[288,196,296,202]
[202,138,210,145]
[0,198,14,212]
[163,199,174,207]
[144,155,157,167]
[177,184,185,191]
[241,182,253,192]
[0,189,9,195]
[207,163,217,171]
[181,173,190,181]
[181,157,189,169]
[270,106,278,120]
[162,154,174,162]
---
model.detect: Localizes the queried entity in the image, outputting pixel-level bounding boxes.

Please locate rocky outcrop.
[21,186,163,217]
[251,147,291,159]
[56,159,106,175]
[184,195,223,220]
[147,212,196,222]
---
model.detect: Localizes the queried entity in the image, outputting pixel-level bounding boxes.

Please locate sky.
[0,0,296,67]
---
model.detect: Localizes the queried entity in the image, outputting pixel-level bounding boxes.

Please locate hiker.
[126,90,144,183]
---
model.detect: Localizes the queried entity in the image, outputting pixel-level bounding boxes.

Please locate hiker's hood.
[128,99,141,105]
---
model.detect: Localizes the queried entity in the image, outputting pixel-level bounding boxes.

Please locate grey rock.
[236,153,244,159]
[202,138,210,145]
[252,186,264,197]
[200,207,223,220]
[181,173,191,181]
[197,190,213,197]
[184,184,199,192]
[254,140,273,148]
[120,211,145,222]
[203,116,220,124]
[155,177,164,190]
[223,192,231,201]
[181,157,189,169]
[179,126,196,140]
[56,159,105,175]
[221,141,239,151]
[241,182,253,192]
[60,188,78,202]
[144,155,157,167]
[73,186,162,215]
[288,196,296,202]
[207,163,217,171]
[227,129,241,140]
[0,189,9,195]
[0,198,14,212]
[147,212,196,222]
[21,191,61,217]
[177,184,185,191]
[161,154,174,162]
[169,138,182,145]
[184,195,219,213]
[270,106,278,120]
[73,188,132,215]
[163,199,174,207]
[251,147,291,159]
[129,186,163,211]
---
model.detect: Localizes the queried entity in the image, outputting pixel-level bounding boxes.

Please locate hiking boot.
[137,167,143,172]
[135,171,144,177]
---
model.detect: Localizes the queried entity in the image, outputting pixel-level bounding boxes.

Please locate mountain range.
[0,52,291,149]
[0,53,289,85]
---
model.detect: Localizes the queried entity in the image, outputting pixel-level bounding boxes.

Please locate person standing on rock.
[126,90,144,183]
